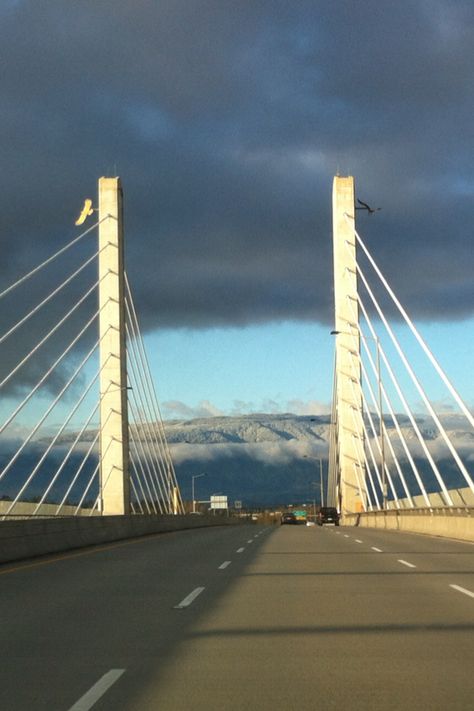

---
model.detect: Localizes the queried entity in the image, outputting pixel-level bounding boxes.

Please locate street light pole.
[192,473,205,513]
[319,458,324,508]
[375,338,387,509]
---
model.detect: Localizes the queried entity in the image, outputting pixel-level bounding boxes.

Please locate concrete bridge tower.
[332,176,365,517]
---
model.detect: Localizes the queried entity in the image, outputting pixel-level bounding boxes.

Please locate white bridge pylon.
[331,176,365,517]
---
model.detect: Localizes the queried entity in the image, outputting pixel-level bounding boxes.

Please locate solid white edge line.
[371,547,383,553]
[68,669,125,711]
[174,587,205,609]
[398,559,416,568]
[236,547,245,553]
[450,584,474,599]
[219,561,231,570]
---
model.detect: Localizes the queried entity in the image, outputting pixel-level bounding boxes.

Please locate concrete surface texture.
[0,524,473,710]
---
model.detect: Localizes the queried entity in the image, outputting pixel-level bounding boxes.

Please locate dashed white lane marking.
[355,539,363,543]
[450,584,474,599]
[219,561,231,570]
[236,547,245,553]
[68,669,125,711]
[398,559,416,569]
[344,534,350,538]
[247,539,254,544]
[372,547,383,553]
[254,534,259,538]
[335,532,341,535]
[174,587,205,609]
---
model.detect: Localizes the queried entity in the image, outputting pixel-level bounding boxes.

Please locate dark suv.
[317,507,340,526]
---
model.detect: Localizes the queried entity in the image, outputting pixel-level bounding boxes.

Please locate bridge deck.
[1,524,473,709]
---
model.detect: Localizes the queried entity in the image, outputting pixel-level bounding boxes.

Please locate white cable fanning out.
[28,369,102,516]
[125,309,164,470]
[342,235,451,503]
[125,321,168,484]
[124,275,179,489]
[128,395,164,513]
[0,276,103,391]
[349,366,398,509]
[342,302,414,506]
[0,307,102,437]
[129,439,155,514]
[350,216,474,433]
[354,257,472,501]
[354,298,432,506]
[126,323,170,510]
[355,340,411,506]
[56,426,99,515]
[73,408,114,515]
[125,280,181,511]
[124,288,175,499]
[128,392,165,513]
[130,477,145,515]
[344,344,389,501]
[130,453,154,515]
[0,248,102,347]
[0,219,104,303]
[0,336,101,504]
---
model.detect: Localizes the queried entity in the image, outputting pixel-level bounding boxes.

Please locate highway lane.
[1,523,473,710]
[0,523,265,710]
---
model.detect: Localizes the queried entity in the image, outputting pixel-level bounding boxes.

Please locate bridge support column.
[98,177,130,515]
[332,176,365,518]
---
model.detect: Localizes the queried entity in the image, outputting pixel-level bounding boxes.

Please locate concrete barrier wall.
[344,509,474,543]
[0,514,241,566]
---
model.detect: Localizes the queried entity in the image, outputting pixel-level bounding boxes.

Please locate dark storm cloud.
[1,0,474,339]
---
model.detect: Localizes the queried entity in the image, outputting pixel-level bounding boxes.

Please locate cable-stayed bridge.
[0,178,182,520]
[0,176,473,710]
[328,176,474,542]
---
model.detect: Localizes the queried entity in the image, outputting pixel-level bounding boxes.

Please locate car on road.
[317,507,340,526]
[281,512,297,525]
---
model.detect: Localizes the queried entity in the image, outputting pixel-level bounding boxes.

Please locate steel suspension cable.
[355,297,432,506]
[355,261,462,503]
[0,219,104,302]
[125,275,182,511]
[0,307,103,436]
[2,338,101,514]
[352,219,474,432]
[0,248,101,347]
[126,323,170,510]
[0,275,103,391]
[31,370,102,515]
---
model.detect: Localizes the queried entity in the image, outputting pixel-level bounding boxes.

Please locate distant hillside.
[2,413,473,508]
[164,413,330,444]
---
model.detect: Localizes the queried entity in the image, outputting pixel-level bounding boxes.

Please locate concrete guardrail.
[344,507,474,543]
[0,514,242,566]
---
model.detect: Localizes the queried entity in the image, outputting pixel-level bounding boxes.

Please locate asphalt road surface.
[1,523,473,710]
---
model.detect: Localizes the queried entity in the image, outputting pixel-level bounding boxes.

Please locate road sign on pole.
[210,495,228,510]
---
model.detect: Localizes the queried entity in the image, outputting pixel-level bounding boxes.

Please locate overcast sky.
[2,1,474,416]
